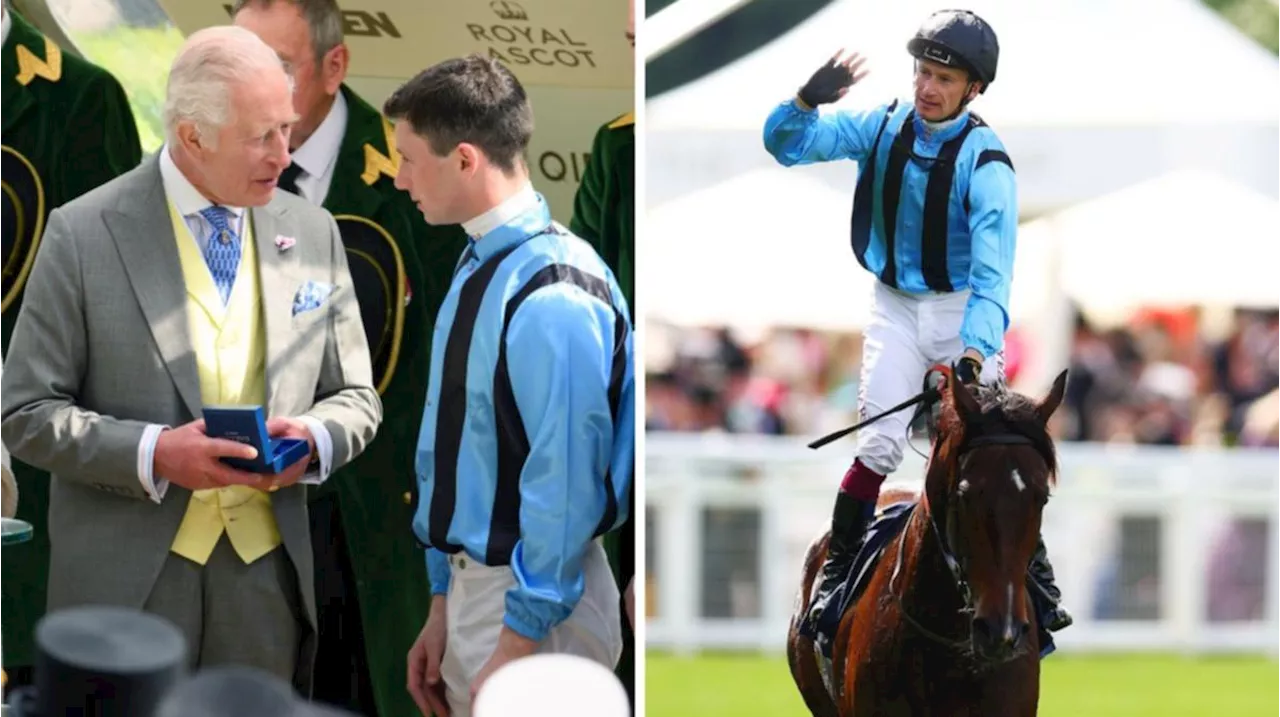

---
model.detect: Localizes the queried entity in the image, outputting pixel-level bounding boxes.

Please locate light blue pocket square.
[292,280,335,316]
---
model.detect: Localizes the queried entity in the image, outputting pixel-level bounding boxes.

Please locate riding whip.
[807,386,941,450]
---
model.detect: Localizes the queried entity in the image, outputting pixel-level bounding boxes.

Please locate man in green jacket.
[1,5,142,684]
[568,2,637,704]
[571,110,635,309]
[234,1,469,714]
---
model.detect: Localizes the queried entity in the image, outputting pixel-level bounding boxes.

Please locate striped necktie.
[199,205,241,305]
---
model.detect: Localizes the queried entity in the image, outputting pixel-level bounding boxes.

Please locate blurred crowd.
[645,307,1280,448]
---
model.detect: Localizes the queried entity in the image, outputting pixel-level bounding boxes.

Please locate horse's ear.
[950,369,982,422]
[1036,369,1069,425]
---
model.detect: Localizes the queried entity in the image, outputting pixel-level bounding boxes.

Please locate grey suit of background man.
[0,26,381,693]
[0,350,12,517]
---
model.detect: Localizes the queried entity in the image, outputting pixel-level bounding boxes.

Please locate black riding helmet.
[906,9,999,93]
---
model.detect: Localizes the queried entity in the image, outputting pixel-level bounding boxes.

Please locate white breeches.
[440,539,623,717]
[854,281,1005,476]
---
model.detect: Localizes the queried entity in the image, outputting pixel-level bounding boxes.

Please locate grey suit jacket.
[0,154,382,662]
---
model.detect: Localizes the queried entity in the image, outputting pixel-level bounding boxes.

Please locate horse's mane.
[932,382,1059,490]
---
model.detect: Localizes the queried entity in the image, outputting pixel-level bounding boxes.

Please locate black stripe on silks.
[920,116,981,292]
[597,305,628,536]
[879,110,916,288]
[849,99,898,273]
[962,149,1014,215]
[975,149,1012,171]
[427,245,520,554]
[486,264,627,566]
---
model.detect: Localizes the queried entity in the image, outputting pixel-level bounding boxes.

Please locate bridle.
[888,426,1042,651]
[805,369,1054,651]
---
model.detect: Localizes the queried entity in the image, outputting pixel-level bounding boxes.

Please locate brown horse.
[787,369,1068,716]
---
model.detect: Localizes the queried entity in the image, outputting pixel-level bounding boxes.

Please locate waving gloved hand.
[798,49,870,109]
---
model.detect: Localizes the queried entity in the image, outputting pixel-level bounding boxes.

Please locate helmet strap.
[944,82,980,121]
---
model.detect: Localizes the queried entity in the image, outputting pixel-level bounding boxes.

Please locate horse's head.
[926,368,1067,662]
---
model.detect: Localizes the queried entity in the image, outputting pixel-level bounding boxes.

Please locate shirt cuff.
[137,423,169,504]
[502,597,552,643]
[426,547,451,596]
[298,416,333,485]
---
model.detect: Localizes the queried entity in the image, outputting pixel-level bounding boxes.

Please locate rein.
[887,431,1036,650]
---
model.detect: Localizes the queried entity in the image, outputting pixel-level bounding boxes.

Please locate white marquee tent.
[646,0,1279,215]
[1008,168,1280,389]
[645,0,1279,336]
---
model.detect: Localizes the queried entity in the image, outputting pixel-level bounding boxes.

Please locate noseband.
[888,427,1039,650]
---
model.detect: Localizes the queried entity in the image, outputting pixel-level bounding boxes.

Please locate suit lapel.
[103,157,203,419]
[250,201,300,407]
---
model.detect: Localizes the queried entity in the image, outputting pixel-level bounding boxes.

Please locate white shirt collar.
[158,145,246,222]
[461,182,538,239]
[290,90,347,180]
[2,8,12,47]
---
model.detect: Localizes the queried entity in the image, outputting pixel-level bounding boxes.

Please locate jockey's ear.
[1036,369,1069,426]
[949,363,981,422]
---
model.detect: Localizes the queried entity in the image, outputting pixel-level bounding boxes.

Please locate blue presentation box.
[202,405,310,474]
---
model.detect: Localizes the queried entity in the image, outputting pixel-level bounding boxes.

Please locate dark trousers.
[309,494,378,715]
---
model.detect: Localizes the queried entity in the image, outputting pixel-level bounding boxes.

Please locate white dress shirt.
[461,182,539,239]
[286,90,348,206]
[137,148,334,503]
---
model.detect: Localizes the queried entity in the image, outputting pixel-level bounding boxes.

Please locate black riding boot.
[1028,534,1073,632]
[803,491,874,635]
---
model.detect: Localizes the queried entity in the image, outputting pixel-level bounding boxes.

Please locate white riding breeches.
[854,281,1005,477]
[439,539,623,717]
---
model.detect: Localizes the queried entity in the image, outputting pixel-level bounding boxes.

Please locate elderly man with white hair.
[0,24,381,691]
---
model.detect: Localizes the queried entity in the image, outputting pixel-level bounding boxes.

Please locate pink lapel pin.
[274,235,296,252]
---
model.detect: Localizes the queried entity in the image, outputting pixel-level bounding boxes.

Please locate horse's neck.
[898,499,968,626]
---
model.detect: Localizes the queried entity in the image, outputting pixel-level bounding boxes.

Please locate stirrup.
[802,552,847,635]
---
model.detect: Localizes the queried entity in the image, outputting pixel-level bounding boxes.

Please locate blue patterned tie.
[199,206,241,305]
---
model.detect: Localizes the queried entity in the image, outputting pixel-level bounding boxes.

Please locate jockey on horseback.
[763,9,1073,639]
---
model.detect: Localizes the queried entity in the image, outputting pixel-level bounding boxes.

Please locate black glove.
[955,356,982,386]
[798,57,853,108]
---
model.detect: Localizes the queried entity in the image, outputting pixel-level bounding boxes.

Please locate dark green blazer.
[570,109,637,704]
[570,111,635,309]
[313,83,469,717]
[1,9,142,669]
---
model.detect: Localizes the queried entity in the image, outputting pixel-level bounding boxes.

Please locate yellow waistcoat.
[166,201,282,565]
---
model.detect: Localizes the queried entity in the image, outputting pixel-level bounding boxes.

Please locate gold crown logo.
[489,1,528,21]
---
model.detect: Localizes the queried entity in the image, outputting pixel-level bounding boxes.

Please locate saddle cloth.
[804,501,1058,661]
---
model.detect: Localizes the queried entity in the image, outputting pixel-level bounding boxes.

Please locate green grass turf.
[645,651,1278,716]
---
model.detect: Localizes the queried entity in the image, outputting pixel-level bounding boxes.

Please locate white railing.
[644,432,1279,656]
